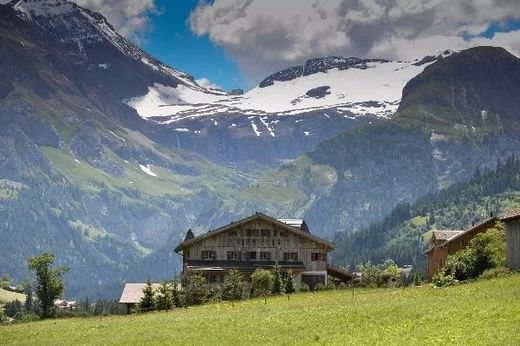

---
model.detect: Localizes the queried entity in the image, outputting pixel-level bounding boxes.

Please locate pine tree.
[155,282,173,311]
[285,270,295,294]
[139,279,156,313]
[222,269,244,301]
[272,262,285,294]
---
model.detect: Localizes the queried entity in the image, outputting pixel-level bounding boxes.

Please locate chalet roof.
[119,283,161,304]
[174,212,334,252]
[432,230,463,241]
[501,209,520,221]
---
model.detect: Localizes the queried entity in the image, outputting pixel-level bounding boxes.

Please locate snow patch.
[251,121,262,137]
[139,164,158,177]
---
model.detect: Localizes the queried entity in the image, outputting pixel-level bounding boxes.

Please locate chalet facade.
[174,213,336,288]
[426,217,497,279]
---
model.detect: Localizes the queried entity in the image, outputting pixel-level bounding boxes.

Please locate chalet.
[426,217,497,279]
[502,209,520,270]
[174,212,344,288]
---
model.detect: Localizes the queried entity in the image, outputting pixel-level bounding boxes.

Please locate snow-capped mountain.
[127,53,454,124]
[6,0,219,95]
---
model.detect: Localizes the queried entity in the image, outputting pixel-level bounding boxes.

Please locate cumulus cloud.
[73,0,158,40]
[196,77,223,90]
[189,0,520,83]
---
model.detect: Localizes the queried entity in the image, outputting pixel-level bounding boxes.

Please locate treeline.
[333,155,520,270]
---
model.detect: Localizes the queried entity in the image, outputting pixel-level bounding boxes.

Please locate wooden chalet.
[426,217,497,279]
[175,212,345,288]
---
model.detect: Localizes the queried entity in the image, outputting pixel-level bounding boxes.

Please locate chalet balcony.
[186,259,305,272]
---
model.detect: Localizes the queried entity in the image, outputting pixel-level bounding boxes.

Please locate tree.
[155,282,173,311]
[222,269,244,301]
[139,279,156,312]
[271,263,285,295]
[22,279,33,313]
[251,268,273,299]
[184,272,208,306]
[284,270,295,294]
[27,252,69,319]
[5,299,23,318]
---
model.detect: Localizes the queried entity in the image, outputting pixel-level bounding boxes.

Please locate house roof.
[501,209,520,221]
[119,283,162,304]
[432,230,463,241]
[174,212,334,253]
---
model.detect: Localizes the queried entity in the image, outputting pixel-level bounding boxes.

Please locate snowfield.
[126,58,438,123]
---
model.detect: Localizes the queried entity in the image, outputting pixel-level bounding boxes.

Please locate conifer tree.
[139,279,156,312]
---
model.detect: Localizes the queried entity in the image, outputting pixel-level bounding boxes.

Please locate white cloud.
[196,78,223,90]
[189,0,520,83]
[73,0,158,40]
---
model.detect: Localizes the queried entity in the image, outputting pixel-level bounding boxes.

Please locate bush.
[271,263,285,295]
[432,273,455,288]
[251,269,273,297]
[299,283,310,292]
[480,267,512,280]
[442,222,506,281]
[314,283,326,291]
[4,300,23,318]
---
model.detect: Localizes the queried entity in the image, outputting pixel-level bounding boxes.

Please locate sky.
[74,0,520,91]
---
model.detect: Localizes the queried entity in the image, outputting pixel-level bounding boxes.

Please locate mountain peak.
[9,0,76,19]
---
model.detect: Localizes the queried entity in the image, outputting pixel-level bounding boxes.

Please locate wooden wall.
[505,218,520,270]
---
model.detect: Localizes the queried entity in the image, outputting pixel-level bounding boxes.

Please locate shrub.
[184,272,208,306]
[251,269,273,297]
[314,283,326,291]
[480,267,512,280]
[432,273,455,288]
[222,269,245,301]
[442,222,507,281]
[299,283,310,292]
[4,300,23,318]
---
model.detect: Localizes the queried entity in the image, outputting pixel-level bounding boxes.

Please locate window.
[260,251,272,261]
[246,251,257,260]
[201,250,216,260]
[227,251,241,260]
[261,229,270,237]
[283,252,298,262]
[229,230,238,237]
[311,253,327,261]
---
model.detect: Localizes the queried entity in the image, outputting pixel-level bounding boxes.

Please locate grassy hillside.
[2,275,520,345]
[0,288,25,304]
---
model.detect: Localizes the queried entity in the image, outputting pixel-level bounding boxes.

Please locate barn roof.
[174,212,334,252]
[501,209,520,221]
[432,230,463,241]
[438,217,497,248]
[119,283,162,304]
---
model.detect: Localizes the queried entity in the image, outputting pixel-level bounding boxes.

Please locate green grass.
[0,288,25,304]
[2,275,520,345]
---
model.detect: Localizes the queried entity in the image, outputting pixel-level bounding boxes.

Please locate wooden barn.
[426,217,497,279]
[174,212,347,288]
[502,210,520,270]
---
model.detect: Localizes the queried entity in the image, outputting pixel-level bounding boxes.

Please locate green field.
[2,275,520,345]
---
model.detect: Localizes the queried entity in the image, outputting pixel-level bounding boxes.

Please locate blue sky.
[141,0,244,91]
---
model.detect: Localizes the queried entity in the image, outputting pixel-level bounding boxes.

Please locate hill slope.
[1,275,520,345]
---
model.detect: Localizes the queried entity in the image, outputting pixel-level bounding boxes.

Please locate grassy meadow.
[2,275,520,345]
[0,288,25,304]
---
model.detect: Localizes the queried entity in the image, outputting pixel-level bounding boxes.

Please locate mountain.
[331,155,520,271]
[246,47,520,236]
[125,52,452,167]
[0,0,253,297]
